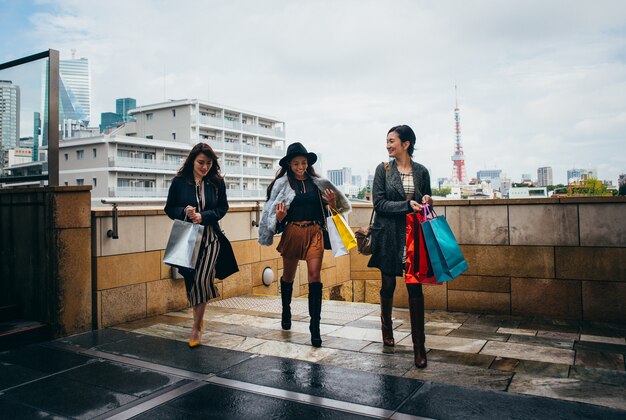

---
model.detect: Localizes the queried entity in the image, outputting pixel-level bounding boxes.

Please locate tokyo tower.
[451,85,468,184]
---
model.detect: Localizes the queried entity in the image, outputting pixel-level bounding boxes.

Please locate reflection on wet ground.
[1,295,625,419]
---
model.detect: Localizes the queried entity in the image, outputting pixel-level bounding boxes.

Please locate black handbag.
[355,209,374,255]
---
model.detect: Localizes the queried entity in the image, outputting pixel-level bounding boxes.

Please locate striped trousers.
[186,225,221,306]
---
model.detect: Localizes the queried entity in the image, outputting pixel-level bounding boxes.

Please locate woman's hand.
[322,188,336,209]
[422,194,433,207]
[185,206,195,219]
[409,200,423,212]
[276,202,287,222]
[191,212,202,224]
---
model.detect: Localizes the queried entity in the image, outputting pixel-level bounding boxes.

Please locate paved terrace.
[2,296,625,419]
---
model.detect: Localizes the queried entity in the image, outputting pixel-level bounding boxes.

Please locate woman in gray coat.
[368,125,432,368]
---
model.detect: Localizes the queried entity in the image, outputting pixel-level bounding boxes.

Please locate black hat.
[279,142,317,167]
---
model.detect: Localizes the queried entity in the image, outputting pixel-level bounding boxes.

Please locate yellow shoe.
[188,340,201,348]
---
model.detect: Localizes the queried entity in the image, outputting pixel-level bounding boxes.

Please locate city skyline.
[1,0,625,185]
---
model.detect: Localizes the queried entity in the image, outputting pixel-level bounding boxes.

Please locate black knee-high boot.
[280,279,293,330]
[308,282,323,347]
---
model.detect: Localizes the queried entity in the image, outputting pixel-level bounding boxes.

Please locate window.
[146,113,153,120]
[172,109,176,117]
[76,150,84,160]
[76,179,84,186]
[92,178,97,187]
[64,153,68,161]
[92,148,97,158]
[146,135,153,139]
[171,132,176,140]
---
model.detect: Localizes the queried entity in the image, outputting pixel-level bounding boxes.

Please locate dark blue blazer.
[164,175,238,280]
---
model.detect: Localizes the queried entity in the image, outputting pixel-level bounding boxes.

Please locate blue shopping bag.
[421,206,468,282]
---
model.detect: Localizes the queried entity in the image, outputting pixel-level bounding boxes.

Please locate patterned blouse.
[399,171,415,197]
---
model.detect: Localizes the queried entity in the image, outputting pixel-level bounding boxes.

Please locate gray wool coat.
[367,160,432,276]
[258,174,351,246]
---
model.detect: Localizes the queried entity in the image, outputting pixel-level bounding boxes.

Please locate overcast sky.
[2,0,625,185]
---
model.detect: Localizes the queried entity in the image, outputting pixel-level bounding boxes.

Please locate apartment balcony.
[199,114,285,138]
[108,156,181,172]
[206,138,284,157]
[109,186,170,197]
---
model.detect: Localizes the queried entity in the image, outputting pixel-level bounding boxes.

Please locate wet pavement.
[1,296,625,419]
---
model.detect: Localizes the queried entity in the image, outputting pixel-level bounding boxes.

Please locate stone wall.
[348,197,626,323]
[92,206,352,327]
[0,186,92,337]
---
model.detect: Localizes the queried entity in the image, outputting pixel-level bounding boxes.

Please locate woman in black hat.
[258,142,351,347]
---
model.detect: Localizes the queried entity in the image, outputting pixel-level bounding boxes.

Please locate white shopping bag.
[326,215,349,257]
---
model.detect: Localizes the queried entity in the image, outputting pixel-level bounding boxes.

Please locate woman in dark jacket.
[165,143,238,348]
[368,125,432,368]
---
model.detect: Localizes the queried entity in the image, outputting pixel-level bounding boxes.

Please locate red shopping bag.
[405,212,438,285]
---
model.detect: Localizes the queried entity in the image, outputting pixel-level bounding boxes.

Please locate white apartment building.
[56,99,286,204]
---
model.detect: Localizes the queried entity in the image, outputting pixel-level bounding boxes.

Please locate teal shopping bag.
[421,207,468,282]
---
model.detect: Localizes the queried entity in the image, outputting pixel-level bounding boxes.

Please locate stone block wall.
[0,186,93,337]
[348,198,626,323]
[92,206,352,327]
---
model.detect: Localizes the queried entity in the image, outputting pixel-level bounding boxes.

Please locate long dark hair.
[177,143,223,189]
[266,162,319,199]
[388,124,416,157]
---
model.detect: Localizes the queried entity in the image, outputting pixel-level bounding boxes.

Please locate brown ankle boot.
[409,295,427,368]
[380,296,395,346]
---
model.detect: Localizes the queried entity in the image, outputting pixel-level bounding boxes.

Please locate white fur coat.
[258,174,351,246]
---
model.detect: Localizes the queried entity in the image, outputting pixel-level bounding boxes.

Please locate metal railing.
[198,114,285,138]
[110,187,170,197]
[109,156,181,171]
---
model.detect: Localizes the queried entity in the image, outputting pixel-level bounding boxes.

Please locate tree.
[567,178,611,196]
[432,187,451,197]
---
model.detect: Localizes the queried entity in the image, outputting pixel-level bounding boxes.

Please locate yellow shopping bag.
[330,207,357,251]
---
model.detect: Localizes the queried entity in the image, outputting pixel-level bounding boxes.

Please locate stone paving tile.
[319,336,372,352]
[210,313,282,329]
[404,361,513,391]
[201,320,272,338]
[134,324,267,352]
[256,330,312,345]
[480,341,574,365]
[514,360,570,378]
[345,318,382,330]
[581,322,626,338]
[395,323,454,336]
[426,310,471,323]
[398,334,487,354]
[359,342,416,358]
[426,349,495,368]
[537,330,579,341]
[569,365,626,387]
[507,333,575,349]
[575,350,625,371]
[448,328,510,342]
[575,340,626,355]
[457,323,499,333]
[318,350,415,376]
[425,321,462,329]
[508,374,626,411]
[496,327,537,336]
[580,334,626,345]
[489,356,519,371]
[247,341,335,363]
[327,325,410,343]
[517,321,579,335]
[284,320,342,335]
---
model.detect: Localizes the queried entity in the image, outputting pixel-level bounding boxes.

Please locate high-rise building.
[477,169,502,191]
[351,175,362,188]
[567,168,597,184]
[116,98,136,121]
[537,167,553,187]
[327,167,352,187]
[33,112,41,161]
[618,173,626,187]
[0,80,20,173]
[101,98,137,132]
[41,56,91,145]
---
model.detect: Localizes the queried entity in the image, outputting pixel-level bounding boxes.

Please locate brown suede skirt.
[277,222,324,261]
